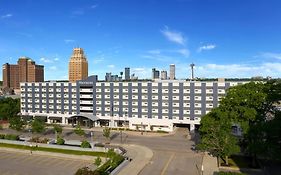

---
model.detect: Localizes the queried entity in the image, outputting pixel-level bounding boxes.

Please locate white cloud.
[1,13,12,19]
[260,52,281,60]
[197,44,216,52]
[131,67,151,78]
[54,58,59,61]
[107,64,115,68]
[64,39,75,44]
[93,56,105,64]
[177,49,190,57]
[91,4,98,9]
[181,62,281,79]
[161,27,186,45]
[40,57,52,63]
[147,50,161,54]
[49,66,57,70]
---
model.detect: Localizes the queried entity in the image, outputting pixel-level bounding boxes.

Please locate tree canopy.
[198,80,281,166]
[0,98,20,120]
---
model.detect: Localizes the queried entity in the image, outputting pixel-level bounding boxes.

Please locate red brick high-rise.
[2,57,44,89]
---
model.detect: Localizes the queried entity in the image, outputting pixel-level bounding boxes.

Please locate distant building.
[69,48,88,82]
[105,73,121,82]
[2,57,44,89]
[131,74,138,80]
[125,67,130,80]
[152,68,160,79]
[161,70,168,80]
[105,72,112,82]
[170,64,175,80]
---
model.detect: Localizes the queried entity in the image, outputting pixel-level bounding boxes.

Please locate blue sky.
[1,0,281,80]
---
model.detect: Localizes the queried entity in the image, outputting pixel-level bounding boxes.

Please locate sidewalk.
[202,153,219,175]
[116,144,153,175]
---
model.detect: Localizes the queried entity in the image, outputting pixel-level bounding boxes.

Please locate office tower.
[68,48,88,82]
[152,68,160,79]
[125,67,130,80]
[2,57,44,89]
[161,70,168,80]
[190,63,195,80]
[105,73,112,82]
[170,64,175,80]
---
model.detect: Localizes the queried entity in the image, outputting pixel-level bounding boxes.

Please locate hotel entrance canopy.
[69,113,100,121]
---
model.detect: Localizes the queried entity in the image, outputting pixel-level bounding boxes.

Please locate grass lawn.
[0,142,107,157]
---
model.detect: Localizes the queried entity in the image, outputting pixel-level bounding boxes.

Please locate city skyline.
[1,0,281,80]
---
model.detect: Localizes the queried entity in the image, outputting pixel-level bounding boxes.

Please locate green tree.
[94,156,102,167]
[31,118,46,133]
[197,109,240,166]
[9,116,26,131]
[53,124,63,134]
[0,98,20,120]
[74,125,85,137]
[218,82,268,166]
[103,127,111,143]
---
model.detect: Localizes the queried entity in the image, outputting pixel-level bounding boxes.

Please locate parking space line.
[161,153,175,175]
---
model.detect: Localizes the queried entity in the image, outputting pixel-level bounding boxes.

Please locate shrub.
[29,137,49,143]
[4,134,19,140]
[94,156,102,167]
[75,166,100,175]
[41,138,49,144]
[0,125,3,130]
[0,134,5,139]
[56,137,65,145]
[217,172,246,175]
[81,140,91,148]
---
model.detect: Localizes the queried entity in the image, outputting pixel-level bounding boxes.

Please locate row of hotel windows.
[20,109,204,120]
[22,88,226,94]
[21,106,210,115]
[22,100,215,107]
[22,94,221,101]
[22,103,214,108]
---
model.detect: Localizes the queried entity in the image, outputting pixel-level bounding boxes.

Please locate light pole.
[118,110,122,144]
[141,122,143,135]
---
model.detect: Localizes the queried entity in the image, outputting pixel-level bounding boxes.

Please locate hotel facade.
[20,78,244,132]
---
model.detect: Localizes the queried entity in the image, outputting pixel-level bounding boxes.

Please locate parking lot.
[0,150,92,175]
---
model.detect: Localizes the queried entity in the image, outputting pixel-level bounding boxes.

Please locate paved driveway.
[0,150,92,175]
[1,127,202,175]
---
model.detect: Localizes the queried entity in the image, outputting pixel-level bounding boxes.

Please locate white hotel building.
[20,77,245,132]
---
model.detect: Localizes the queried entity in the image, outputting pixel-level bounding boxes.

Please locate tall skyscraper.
[2,57,44,89]
[170,64,175,80]
[125,67,130,80]
[152,68,160,79]
[69,48,88,82]
[161,70,168,80]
